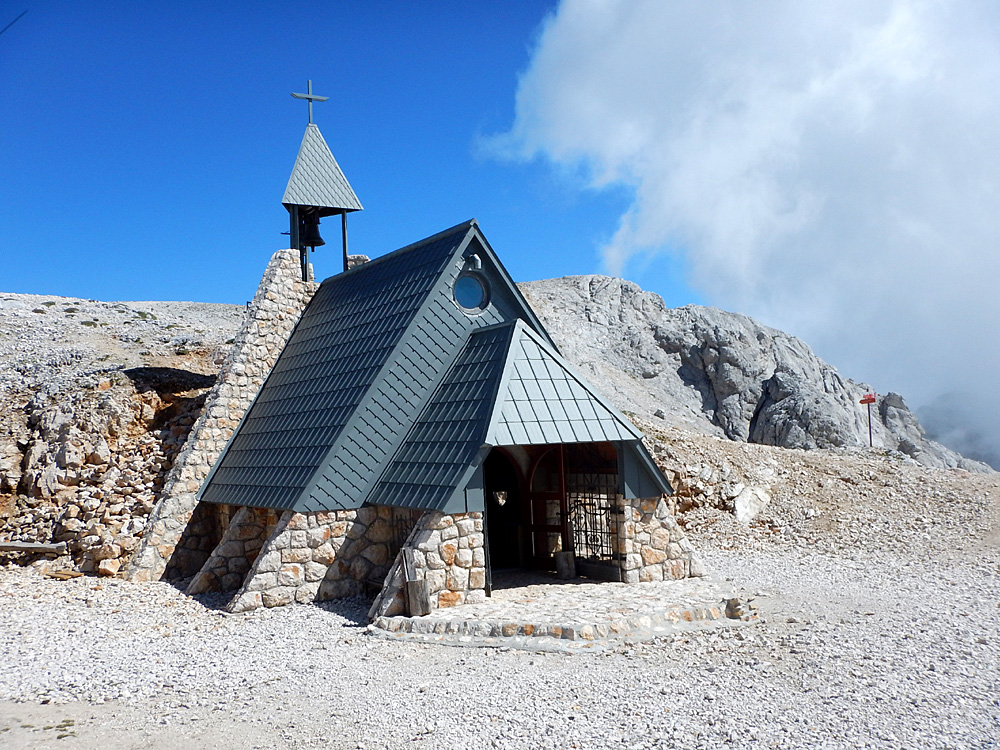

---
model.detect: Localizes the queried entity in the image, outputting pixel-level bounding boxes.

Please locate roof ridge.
[318,219,478,283]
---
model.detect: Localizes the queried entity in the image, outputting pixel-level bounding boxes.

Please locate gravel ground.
[1,531,997,749]
[0,292,243,398]
[3,287,998,748]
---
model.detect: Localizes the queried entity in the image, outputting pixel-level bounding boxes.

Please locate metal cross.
[291,80,329,124]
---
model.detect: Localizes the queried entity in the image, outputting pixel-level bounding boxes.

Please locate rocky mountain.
[520,275,990,473]
[0,294,244,571]
[0,273,991,570]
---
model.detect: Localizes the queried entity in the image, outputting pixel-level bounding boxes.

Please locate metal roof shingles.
[282,123,363,211]
[367,325,513,509]
[487,323,640,446]
[310,294,456,502]
[202,221,656,513]
[201,227,464,508]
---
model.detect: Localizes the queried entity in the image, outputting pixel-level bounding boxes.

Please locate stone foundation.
[161,501,229,580]
[205,499,700,618]
[220,505,421,613]
[210,506,488,617]
[126,250,318,582]
[226,509,353,612]
[186,506,276,594]
[317,506,421,601]
[619,496,704,583]
[370,511,487,619]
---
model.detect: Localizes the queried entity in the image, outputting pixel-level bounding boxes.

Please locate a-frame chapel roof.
[199,220,670,514]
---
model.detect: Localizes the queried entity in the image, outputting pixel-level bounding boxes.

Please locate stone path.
[371,571,749,651]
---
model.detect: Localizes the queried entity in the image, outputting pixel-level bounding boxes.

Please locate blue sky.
[0,0,697,307]
[5,1,1000,463]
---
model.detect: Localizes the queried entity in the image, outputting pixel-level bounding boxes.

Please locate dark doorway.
[526,446,567,570]
[484,449,524,569]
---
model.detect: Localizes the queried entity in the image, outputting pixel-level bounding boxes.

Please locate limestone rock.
[97,558,120,576]
[733,487,771,525]
[520,275,992,472]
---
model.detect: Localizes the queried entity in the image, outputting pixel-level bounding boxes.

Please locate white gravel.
[0,292,243,398]
[2,533,998,749]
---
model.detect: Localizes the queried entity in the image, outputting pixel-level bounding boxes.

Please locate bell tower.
[283,80,363,280]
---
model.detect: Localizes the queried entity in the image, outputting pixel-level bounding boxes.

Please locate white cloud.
[501,0,1000,464]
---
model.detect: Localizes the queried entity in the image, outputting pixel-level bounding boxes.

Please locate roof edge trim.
[319,219,479,283]
[463,226,558,352]
[622,438,673,497]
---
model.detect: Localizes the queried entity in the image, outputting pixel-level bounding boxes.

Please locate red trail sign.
[860,393,876,446]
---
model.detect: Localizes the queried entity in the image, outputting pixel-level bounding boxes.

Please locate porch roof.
[368,320,668,512]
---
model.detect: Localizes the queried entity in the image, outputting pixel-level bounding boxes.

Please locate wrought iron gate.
[566,444,622,581]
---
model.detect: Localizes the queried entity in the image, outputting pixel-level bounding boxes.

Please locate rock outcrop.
[1,269,992,572]
[520,275,990,472]
[0,294,243,571]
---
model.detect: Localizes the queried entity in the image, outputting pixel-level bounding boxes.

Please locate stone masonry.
[316,506,421,601]
[185,506,275,595]
[223,505,422,613]
[225,509,349,612]
[213,498,698,617]
[619,496,705,583]
[126,250,318,582]
[215,506,487,617]
[370,511,488,618]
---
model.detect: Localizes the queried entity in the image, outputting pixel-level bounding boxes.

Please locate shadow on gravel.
[188,591,235,612]
[159,577,235,613]
[311,597,371,627]
[171,578,372,626]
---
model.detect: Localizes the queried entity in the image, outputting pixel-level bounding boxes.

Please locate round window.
[454,274,488,311]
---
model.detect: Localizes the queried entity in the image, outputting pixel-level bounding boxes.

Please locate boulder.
[733,487,771,524]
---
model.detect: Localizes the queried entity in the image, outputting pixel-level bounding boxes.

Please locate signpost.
[860,392,876,447]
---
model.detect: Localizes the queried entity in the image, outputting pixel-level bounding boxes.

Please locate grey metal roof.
[368,320,664,512]
[200,220,555,513]
[486,322,644,447]
[367,324,511,511]
[200,218,669,514]
[200,223,473,509]
[282,123,363,211]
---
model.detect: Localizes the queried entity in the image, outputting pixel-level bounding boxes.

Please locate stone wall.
[196,499,696,617]
[370,511,487,618]
[223,505,421,613]
[223,507,488,618]
[316,506,421,600]
[619,496,705,583]
[162,501,229,579]
[126,250,318,582]
[186,506,275,594]
[226,509,351,612]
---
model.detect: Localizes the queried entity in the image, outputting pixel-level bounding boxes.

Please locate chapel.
[127,83,702,618]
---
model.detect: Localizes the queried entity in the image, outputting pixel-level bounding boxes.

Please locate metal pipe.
[868,401,873,447]
[342,212,349,273]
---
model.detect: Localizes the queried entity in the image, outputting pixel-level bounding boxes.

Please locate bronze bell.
[300,215,325,248]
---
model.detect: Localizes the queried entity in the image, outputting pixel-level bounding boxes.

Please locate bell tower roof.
[282,122,363,213]
[283,79,363,280]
